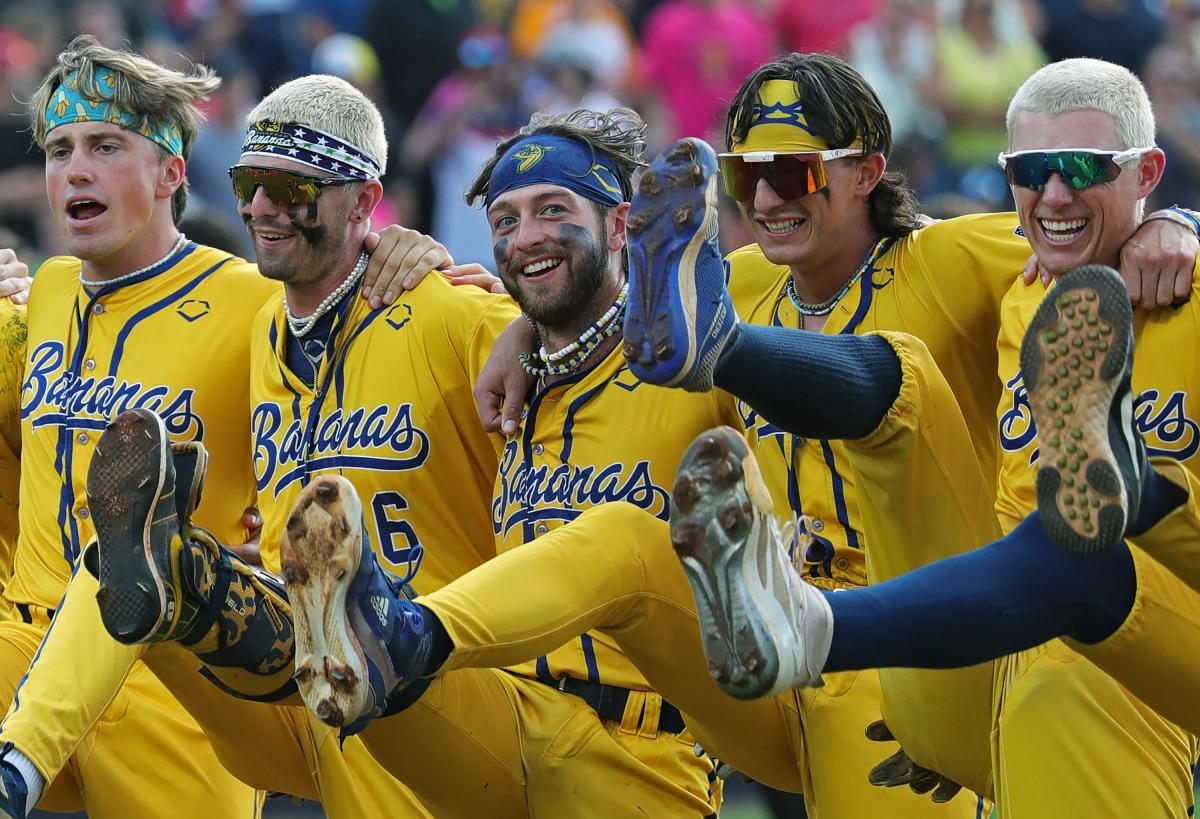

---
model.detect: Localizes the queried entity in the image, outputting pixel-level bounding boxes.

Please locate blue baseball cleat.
[623,138,738,391]
[0,755,28,819]
[281,475,433,733]
[1020,263,1146,554]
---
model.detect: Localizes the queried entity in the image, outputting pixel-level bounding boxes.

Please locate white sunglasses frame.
[996,146,1155,170]
[721,148,865,164]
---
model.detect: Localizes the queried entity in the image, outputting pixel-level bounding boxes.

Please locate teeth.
[260,233,290,240]
[1040,218,1087,233]
[522,258,561,275]
[763,219,801,234]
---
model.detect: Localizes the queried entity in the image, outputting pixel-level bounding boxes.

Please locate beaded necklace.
[784,236,887,318]
[519,284,628,378]
[286,251,369,338]
[78,233,189,288]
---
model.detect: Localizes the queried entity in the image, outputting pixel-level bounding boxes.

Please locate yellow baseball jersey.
[493,343,740,690]
[252,272,517,593]
[727,213,1032,588]
[0,302,24,602]
[9,246,279,611]
[995,258,1200,532]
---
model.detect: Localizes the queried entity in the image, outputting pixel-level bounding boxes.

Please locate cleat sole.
[281,475,371,728]
[625,138,729,389]
[670,427,780,699]
[88,409,174,644]
[1022,265,1133,553]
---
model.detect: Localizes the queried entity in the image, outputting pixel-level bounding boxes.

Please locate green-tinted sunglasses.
[996,148,1151,192]
[228,165,359,206]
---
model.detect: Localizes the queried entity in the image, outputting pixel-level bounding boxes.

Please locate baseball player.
[463,53,1199,816]
[629,57,1200,816]
[0,42,463,819]
[84,103,729,816]
[666,55,1200,734]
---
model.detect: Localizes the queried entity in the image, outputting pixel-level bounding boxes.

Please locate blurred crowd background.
[0,0,1197,274]
[3,1,1200,817]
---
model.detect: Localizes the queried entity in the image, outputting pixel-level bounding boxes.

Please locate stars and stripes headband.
[43,67,183,155]
[240,119,381,180]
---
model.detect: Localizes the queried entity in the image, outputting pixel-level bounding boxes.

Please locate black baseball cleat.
[1020,263,1146,554]
[88,408,194,643]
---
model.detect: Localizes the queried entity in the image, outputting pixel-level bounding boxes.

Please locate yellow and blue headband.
[43,67,183,155]
[732,79,863,155]
[241,119,381,180]
[486,135,626,208]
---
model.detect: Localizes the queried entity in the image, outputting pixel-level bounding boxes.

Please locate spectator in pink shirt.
[775,0,882,55]
[640,0,775,141]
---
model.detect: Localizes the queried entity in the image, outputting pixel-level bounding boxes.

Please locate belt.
[540,676,687,735]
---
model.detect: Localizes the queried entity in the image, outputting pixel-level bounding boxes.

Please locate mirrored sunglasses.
[228,165,359,207]
[717,149,864,202]
[996,148,1151,192]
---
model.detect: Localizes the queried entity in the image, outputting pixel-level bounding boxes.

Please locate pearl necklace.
[520,284,628,378]
[784,237,887,316]
[286,251,368,338]
[78,233,189,287]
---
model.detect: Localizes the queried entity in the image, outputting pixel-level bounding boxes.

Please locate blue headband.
[486,135,626,208]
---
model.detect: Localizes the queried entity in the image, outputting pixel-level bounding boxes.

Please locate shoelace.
[778,513,817,568]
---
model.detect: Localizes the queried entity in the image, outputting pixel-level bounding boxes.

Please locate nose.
[65,150,93,186]
[752,175,786,213]
[1040,173,1076,207]
[511,216,547,254]
[242,184,284,221]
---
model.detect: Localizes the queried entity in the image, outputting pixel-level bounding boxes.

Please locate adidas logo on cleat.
[372,595,388,626]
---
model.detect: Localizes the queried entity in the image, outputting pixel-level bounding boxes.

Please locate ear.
[608,201,631,254]
[854,152,887,198]
[156,154,187,201]
[350,179,385,223]
[1135,148,1166,200]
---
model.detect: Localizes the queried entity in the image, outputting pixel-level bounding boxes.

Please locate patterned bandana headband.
[486,135,626,208]
[43,67,183,155]
[241,119,381,180]
[732,79,864,155]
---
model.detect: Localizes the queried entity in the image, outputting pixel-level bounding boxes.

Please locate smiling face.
[234,153,368,286]
[1009,109,1164,275]
[736,154,876,272]
[44,121,182,269]
[488,183,624,331]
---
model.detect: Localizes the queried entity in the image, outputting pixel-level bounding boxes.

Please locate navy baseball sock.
[822,513,1136,672]
[714,324,901,440]
[1126,464,1187,537]
[414,604,453,676]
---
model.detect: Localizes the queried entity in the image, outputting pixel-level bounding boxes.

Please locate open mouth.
[255,228,297,248]
[1038,217,1088,245]
[758,217,806,236]
[521,257,563,281]
[66,198,107,222]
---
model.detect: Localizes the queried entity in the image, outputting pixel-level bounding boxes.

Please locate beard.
[245,203,341,284]
[500,223,608,330]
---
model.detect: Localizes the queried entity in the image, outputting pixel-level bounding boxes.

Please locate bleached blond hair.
[247,75,387,175]
[1006,58,1156,150]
